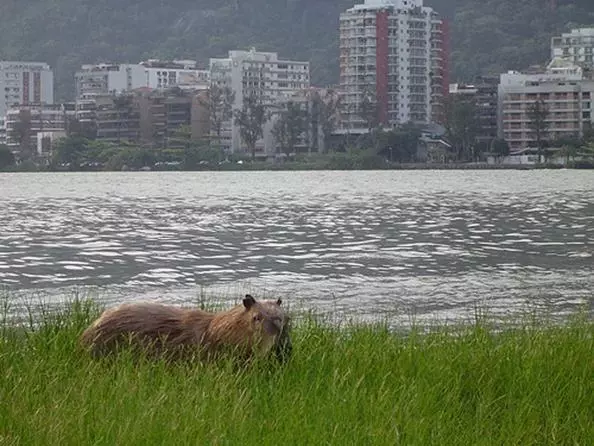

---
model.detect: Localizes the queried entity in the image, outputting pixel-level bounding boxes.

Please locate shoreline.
[4,162,594,173]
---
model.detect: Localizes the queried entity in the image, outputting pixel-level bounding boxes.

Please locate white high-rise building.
[210,49,310,155]
[339,0,447,130]
[551,28,594,69]
[0,61,54,119]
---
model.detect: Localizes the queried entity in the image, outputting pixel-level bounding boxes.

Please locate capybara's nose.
[264,316,285,335]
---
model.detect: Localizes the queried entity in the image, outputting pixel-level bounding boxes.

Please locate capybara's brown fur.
[80,295,292,362]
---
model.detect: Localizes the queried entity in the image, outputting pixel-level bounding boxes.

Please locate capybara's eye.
[253,313,263,322]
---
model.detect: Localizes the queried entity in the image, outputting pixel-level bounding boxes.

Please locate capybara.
[80,295,292,362]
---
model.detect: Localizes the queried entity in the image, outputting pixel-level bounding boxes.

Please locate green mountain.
[1,1,593,100]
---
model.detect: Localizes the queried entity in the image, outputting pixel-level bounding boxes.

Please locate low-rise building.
[4,104,72,158]
[498,58,594,151]
[75,94,140,144]
[134,87,209,149]
[75,88,209,148]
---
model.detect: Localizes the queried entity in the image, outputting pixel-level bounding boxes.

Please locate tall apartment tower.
[0,61,54,118]
[339,0,446,130]
[210,49,310,154]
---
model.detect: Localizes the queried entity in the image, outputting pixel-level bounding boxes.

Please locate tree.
[526,99,549,163]
[272,101,307,156]
[201,85,235,144]
[168,124,193,150]
[0,144,16,169]
[443,96,479,161]
[375,124,421,163]
[233,93,267,160]
[556,136,581,165]
[51,136,111,169]
[52,136,91,169]
[582,122,594,144]
[311,89,341,153]
[271,112,289,155]
[492,138,510,163]
[358,87,379,134]
[10,110,33,160]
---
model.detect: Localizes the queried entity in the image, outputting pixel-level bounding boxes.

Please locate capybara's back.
[80,295,291,362]
[80,302,212,358]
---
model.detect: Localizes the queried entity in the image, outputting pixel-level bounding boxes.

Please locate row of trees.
[207,86,342,159]
[442,95,511,162]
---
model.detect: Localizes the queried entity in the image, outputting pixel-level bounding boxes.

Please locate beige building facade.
[498,60,594,151]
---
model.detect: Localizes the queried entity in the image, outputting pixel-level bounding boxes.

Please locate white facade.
[75,61,210,99]
[498,59,594,151]
[0,61,54,119]
[339,0,444,130]
[210,49,310,154]
[37,131,67,157]
[552,28,594,68]
[75,64,146,99]
[141,60,210,90]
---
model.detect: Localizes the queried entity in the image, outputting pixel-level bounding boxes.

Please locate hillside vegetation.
[0,1,593,99]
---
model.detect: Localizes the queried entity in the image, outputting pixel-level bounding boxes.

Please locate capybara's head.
[242,294,292,362]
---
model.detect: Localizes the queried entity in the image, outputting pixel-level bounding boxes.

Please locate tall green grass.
[0,300,592,445]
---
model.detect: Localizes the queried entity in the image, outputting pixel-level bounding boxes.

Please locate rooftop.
[140,59,200,70]
[347,0,423,12]
[559,27,594,37]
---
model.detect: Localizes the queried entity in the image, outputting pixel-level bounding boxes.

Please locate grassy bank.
[0,301,592,445]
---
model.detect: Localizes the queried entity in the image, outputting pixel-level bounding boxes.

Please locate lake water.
[1,170,593,325]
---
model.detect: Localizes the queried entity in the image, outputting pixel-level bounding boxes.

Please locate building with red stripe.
[339,0,447,130]
[0,61,54,120]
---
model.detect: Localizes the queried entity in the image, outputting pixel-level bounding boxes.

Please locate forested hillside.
[1,0,593,100]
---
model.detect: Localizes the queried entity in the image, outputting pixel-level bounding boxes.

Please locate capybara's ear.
[243,294,256,309]
[276,299,282,306]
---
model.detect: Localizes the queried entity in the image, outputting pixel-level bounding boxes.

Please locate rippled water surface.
[1,171,593,324]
